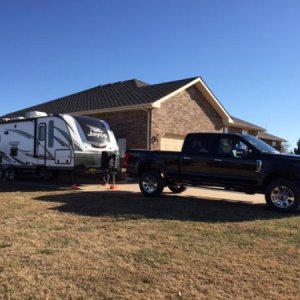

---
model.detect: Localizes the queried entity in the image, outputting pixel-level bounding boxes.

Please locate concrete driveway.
[78,182,266,205]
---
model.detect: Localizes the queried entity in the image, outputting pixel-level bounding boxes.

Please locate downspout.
[142,108,152,150]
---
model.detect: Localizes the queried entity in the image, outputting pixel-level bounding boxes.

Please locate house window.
[242,130,248,135]
[223,127,229,133]
[272,141,276,147]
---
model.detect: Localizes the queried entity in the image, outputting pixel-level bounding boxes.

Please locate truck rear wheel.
[139,171,164,197]
[168,183,187,194]
[4,167,17,181]
[265,179,300,212]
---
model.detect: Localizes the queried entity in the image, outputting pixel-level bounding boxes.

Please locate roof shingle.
[2,77,198,118]
[231,116,266,131]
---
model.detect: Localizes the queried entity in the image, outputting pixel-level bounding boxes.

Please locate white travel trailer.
[0,111,119,180]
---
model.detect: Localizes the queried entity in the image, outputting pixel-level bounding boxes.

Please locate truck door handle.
[183,156,191,160]
[256,160,262,172]
[214,158,223,162]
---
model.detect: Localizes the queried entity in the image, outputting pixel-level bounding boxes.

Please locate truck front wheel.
[265,179,300,212]
[167,183,187,194]
[139,171,164,197]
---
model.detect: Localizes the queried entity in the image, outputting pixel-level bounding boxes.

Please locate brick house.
[258,132,287,150]
[224,116,286,150]
[1,77,286,153]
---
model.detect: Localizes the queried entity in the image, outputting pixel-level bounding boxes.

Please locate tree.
[294,139,300,154]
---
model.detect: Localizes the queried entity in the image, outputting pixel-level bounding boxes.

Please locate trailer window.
[48,121,54,148]
[10,147,18,157]
[74,116,110,145]
[38,125,46,141]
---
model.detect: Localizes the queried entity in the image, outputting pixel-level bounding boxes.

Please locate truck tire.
[265,179,300,212]
[168,183,187,194]
[139,171,164,197]
[4,167,17,181]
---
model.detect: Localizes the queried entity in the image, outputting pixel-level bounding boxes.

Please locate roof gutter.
[70,103,157,116]
[223,121,266,132]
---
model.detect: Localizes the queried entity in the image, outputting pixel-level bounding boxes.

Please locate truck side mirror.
[234,149,247,158]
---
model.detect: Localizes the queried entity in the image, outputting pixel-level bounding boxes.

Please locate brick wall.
[91,110,148,149]
[151,86,223,149]
[88,86,225,150]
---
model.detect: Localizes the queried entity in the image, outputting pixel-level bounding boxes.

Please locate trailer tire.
[4,167,17,181]
[265,179,300,212]
[167,183,187,194]
[139,171,164,197]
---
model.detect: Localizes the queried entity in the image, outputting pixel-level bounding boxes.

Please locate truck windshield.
[74,116,110,145]
[243,135,280,154]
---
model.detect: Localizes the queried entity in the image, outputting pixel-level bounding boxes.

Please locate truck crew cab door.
[180,134,216,183]
[212,135,261,187]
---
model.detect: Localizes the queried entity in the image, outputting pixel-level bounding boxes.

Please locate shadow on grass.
[0,175,125,192]
[34,190,299,223]
[0,180,71,193]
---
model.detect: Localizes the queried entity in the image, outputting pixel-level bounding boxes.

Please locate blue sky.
[0,0,299,148]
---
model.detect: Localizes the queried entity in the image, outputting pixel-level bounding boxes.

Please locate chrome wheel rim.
[142,175,158,194]
[270,185,295,209]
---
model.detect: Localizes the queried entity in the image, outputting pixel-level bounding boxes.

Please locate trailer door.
[36,122,47,165]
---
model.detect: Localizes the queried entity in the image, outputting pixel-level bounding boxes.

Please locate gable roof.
[258,131,287,142]
[229,116,266,132]
[2,78,195,118]
[1,77,233,123]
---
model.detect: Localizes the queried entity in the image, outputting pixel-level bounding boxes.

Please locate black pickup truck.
[123,133,300,212]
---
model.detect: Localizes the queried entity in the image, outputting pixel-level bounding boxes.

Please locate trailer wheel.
[139,171,164,197]
[265,179,300,212]
[4,167,17,181]
[167,183,187,194]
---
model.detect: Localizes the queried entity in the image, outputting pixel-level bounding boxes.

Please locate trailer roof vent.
[25,111,48,118]
[11,117,25,120]
[1,118,10,122]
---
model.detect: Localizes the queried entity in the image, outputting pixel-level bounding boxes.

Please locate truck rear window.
[183,135,215,154]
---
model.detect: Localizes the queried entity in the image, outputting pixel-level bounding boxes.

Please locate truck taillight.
[122,153,130,168]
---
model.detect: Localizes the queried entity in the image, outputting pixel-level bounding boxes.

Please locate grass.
[0,181,299,299]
